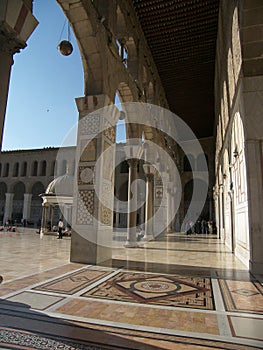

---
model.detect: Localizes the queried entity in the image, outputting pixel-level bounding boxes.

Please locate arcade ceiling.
[132,0,220,138]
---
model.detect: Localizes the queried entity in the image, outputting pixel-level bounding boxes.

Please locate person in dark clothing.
[57,219,64,239]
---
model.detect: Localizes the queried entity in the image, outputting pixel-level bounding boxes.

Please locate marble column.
[144,173,154,240]
[166,183,173,233]
[125,159,139,247]
[70,95,117,265]
[4,193,14,223]
[22,193,32,222]
[40,204,48,238]
[218,185,224,240]
[245,139,263,274]
[115,200,120,228]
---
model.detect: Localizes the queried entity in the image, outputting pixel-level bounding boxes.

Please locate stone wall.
[0,146,75,225]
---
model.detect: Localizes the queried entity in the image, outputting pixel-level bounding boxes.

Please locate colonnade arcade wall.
[214,0,263,273]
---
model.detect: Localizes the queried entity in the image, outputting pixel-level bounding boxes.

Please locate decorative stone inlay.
[82,272,213,309]
[79,114,100,135]
[155,187,163,198]
[104,126,116,143]
[103,121,116,143]
[80,139,97,162]
[101,204,112,226]
[103,140,111,151]
[155,176,162,186]
[76,190,94,225]
[139,281,174,291]
[78,166,94,185]
[232,289,260,297]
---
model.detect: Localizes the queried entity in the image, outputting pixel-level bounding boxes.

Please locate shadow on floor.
[0,299,162,350]
[103,259,254,281]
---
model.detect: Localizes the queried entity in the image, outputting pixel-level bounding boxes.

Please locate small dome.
[46,174,74,196]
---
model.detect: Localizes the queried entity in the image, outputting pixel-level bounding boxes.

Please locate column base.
[249,260,263,275]
[124,241,139,248]
[141,235,154,242]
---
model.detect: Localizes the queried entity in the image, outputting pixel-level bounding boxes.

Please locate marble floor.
[0,230,262,349]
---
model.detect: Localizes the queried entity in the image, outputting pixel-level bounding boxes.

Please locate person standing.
[58,219,64,239]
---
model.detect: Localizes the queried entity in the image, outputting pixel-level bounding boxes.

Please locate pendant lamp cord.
[68,21,71,42]
[58,19,68,42]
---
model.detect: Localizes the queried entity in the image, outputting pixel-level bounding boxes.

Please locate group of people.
[0,220,16,232]
[185,219,216,235]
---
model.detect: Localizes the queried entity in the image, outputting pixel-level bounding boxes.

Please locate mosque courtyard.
[0,229,262,349]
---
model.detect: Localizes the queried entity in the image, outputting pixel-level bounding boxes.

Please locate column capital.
[127,158,139,168]
[0,34,25,55]
[0,1,38,55]
[75,94,111,114]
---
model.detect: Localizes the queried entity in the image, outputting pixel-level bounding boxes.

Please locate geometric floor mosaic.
[33,269,111,295]
[82,271,215,310]
[219,279,263,314]
[0,326,103,350]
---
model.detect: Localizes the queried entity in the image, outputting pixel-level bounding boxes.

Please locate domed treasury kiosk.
[40,174,73,236]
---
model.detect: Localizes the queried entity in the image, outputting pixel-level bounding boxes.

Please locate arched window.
[32,161,38,176]
[0,182,7,200]
[116,39,128,67]
[3,163,9,177]
[13,162,19,177]
[184,179,209,219]
[32,182,45,198]
[62,160,67,174]
[115,92,127,143]
[13,182,25,200]
[50,161,55,176]
[41,161,47,176]
[21,162,27,177]
[120,160,129,173]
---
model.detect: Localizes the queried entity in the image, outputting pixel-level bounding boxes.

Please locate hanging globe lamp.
[57,40,73,56]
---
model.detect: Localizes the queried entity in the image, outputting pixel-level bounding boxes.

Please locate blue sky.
[3,0,126,151]
[3,0,84,150]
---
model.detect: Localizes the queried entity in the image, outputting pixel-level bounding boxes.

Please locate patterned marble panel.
[155,187,163,198]
[0,327,104,350]
[103,121,115,143]
[78,166,94,185]
[33,269,111,295]
[80,139,97,162]
[6,291,63,310]
[219,279,263,314]
[82,271,214,310]
[79,113,100,136]
[76,190,94,225]
[0,264,85,297]
[155,176,163,186]
[229,315,263,341]
[54,298,219,334]
[101,204,112,226]
[103,140,111,151]
[70,321,260,350]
